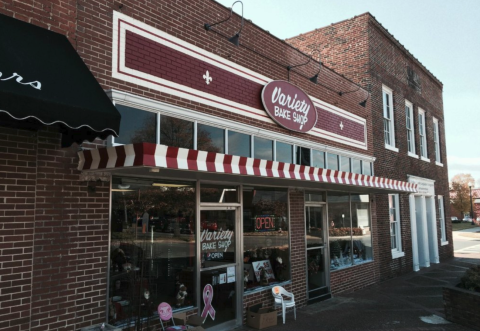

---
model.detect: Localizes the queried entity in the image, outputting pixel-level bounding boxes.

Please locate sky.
[215,0,480,187]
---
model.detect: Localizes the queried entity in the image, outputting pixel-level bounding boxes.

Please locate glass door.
[305,205,330,302]
[199,208,240,330]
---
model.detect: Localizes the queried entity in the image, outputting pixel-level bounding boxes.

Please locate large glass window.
[295,146,311,166]
[228,130,250,157]
[327,153,339,170]
[116,105,156,145]
[197,124,224,153]
[200,184,239,203]
[276,142,293,163]
[351,158,361,174]
[312,150,325,169]
[243,187,290,292]
[254,137,273,161]
[340,156,350,173]
[362,161,372,176]
[328,193,372,270]
[160,115,193,149]
[109,177,196,327]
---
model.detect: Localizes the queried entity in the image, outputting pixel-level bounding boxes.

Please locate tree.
[450,173,475,217]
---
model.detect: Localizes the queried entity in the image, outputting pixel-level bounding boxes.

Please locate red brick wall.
[0,1,441,330]
[443,286,480,331]
[287,13,453,280]
[0,127,110,331]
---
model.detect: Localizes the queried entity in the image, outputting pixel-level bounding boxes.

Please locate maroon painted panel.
[124,31,263,110]
[315,106,365,142]
[261,81,317,133]
[123,30,365,144]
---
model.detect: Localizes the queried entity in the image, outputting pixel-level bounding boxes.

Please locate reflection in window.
[243,187,290,292]
[312,150,325,169]
[327,153,339,170]
[197,124,224,153]
[305,192,325,202]
[340,156,350,173]
[276,142,293,163]
[296,146,310,166]
[363,162,372,176]
[328,193,372,271]
[351,159,361,174]
[228,131,251,157]
[200,184,238,203]
[116,105,156,145]
[254,137,273,161]
[160,115,193,149]
[109,177,196,327]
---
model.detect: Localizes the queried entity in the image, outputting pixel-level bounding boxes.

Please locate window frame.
[108,95,375,169]
[389,194,404,258]
[382,85,398,152]
[405,100,417,157]
[418,108,429,161]
[433,118,442,166]
[438,195,448,244]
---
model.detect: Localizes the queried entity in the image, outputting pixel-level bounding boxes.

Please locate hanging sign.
[261,80,317,133]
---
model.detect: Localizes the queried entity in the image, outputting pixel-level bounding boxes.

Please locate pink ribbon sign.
[201,284,216,321]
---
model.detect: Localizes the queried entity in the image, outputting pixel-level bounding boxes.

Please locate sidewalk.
[238,229,480,330]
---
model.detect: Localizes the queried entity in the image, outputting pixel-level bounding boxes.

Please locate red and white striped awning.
[78,143,417,193]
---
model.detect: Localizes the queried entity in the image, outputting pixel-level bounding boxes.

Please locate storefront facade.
[288,12,453,280]
[0,1,450,331]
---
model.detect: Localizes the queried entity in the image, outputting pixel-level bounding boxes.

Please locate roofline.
[286,12,443,88]
[366,13,443,88]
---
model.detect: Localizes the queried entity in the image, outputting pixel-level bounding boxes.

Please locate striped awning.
[78,143,417,193]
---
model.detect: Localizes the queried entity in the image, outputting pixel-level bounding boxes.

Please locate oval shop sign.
[261,80,317,133]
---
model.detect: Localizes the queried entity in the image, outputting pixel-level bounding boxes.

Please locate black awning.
[0,14,120,147]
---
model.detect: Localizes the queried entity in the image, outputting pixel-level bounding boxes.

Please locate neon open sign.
[255,215,276,232]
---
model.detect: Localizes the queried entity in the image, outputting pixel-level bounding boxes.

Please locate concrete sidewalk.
[238,245,480,330]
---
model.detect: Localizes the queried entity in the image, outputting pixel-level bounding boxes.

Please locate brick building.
[287,13,452,275]
[0,2,451,331]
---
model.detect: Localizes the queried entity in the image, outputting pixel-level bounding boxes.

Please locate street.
[453,226,480,258]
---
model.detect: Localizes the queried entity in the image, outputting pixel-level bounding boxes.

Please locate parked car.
[451,216,460,223]
[462,216,472,223]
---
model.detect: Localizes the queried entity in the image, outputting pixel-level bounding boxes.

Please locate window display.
[242,187,290,292]
[109,177,196,327]
[328,193,372,271]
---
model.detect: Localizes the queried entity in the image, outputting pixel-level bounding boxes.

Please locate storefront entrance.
[199,208,241,330]
[305,204,330,303]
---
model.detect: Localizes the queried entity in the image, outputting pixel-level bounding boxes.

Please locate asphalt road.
[453,227,480,258]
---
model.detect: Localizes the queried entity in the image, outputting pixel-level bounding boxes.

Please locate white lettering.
[274,106,291,120]
[201,227,234,252]
[271,86,311,129]
[0,71,42,90]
